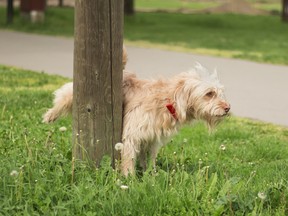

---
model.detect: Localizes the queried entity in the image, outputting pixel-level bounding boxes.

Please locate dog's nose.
[224,104,230,113]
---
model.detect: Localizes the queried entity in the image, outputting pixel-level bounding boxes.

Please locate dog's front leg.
[121,142,136,176]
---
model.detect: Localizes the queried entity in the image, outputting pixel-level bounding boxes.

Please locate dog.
[43,51,230,176]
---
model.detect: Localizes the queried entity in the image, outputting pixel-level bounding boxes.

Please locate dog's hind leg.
[121,141,137,176]
[139,146,147,171]
[43,82,73,123]
[149,143,161,169]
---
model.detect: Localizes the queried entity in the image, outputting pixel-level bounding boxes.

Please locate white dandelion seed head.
[220,144,226,151]
[257,192,267,200]
[115,142,124,151]
[251,170,256,175]
[59,126,67,132]
[120,185,129,190]
[10,170,19,177]
[116,179,122,186]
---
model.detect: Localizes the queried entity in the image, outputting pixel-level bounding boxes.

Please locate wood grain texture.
[73,0,123,167]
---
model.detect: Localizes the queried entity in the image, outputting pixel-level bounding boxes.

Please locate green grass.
[124,13,288,65]
[1,7,288,65]
[1,65,288,215]
[135,0,280,12]
[0,7,74,37]
[135,0,220,10]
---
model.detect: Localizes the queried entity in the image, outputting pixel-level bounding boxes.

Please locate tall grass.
[0,65,288,215]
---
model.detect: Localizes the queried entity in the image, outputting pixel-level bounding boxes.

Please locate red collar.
[166,100,178,120]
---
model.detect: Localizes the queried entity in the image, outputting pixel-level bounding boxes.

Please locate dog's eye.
[206,91,215,98]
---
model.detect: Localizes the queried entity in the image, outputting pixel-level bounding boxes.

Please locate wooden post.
[73,0,123,167]
[283,0,288,22]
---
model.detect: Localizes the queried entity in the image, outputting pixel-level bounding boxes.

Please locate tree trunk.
[7,0,14,24]
[283,0,288,22]
[73,0,123,167]
[124,0,134,15]
[59,0,63,7]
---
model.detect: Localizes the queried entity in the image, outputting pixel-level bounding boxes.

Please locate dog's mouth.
[215,112,230,118]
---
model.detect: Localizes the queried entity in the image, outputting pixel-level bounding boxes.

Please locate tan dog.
[43,51,230,176]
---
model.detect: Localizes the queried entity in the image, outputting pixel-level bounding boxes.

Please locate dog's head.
[174,63,230,129]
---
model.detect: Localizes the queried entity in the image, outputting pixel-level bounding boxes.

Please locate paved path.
[1,30,288,127]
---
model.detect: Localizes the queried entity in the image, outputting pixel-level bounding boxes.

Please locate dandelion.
[59,126,67,132]
[116,179,122,186]
[220,144,226,151]
[10,170,19,177]
[115,142,124,151]
[120,185,129,190]
[257,192,267,200]
[251,170,256,176]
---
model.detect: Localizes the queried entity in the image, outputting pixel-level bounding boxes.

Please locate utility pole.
[73,0,123,167]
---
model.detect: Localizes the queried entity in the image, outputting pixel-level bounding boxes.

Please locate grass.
[1,7,288,65]
[1,65,288,215]
[135,0,281,12]
[135,0,220,10]
[124,13,288,65]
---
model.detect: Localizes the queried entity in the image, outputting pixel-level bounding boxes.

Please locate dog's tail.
[43,48,128,123]
[43,82,73,123]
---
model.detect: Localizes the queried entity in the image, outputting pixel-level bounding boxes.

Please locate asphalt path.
[1,30,288,126]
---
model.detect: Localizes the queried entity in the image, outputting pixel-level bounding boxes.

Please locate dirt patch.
[202,0,269,15]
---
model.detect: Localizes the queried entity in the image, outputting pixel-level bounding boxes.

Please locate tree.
[124,0,134,15]
[73,0,123,167]
[283,0,288,22]
[7,0,14,24]
[58,0,63,7]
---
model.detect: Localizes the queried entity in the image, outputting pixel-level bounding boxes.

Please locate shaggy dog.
[43,52,230,176]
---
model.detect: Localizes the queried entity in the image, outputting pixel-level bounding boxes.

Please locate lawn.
[0,65,288,215]
[135,0,281,12]
[0,7,288,65]
[135,0,220,10]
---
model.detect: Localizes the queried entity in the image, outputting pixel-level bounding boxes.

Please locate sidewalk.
[0,30,288,127]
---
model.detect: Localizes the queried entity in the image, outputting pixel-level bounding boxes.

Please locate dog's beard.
[189,103,228,131]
